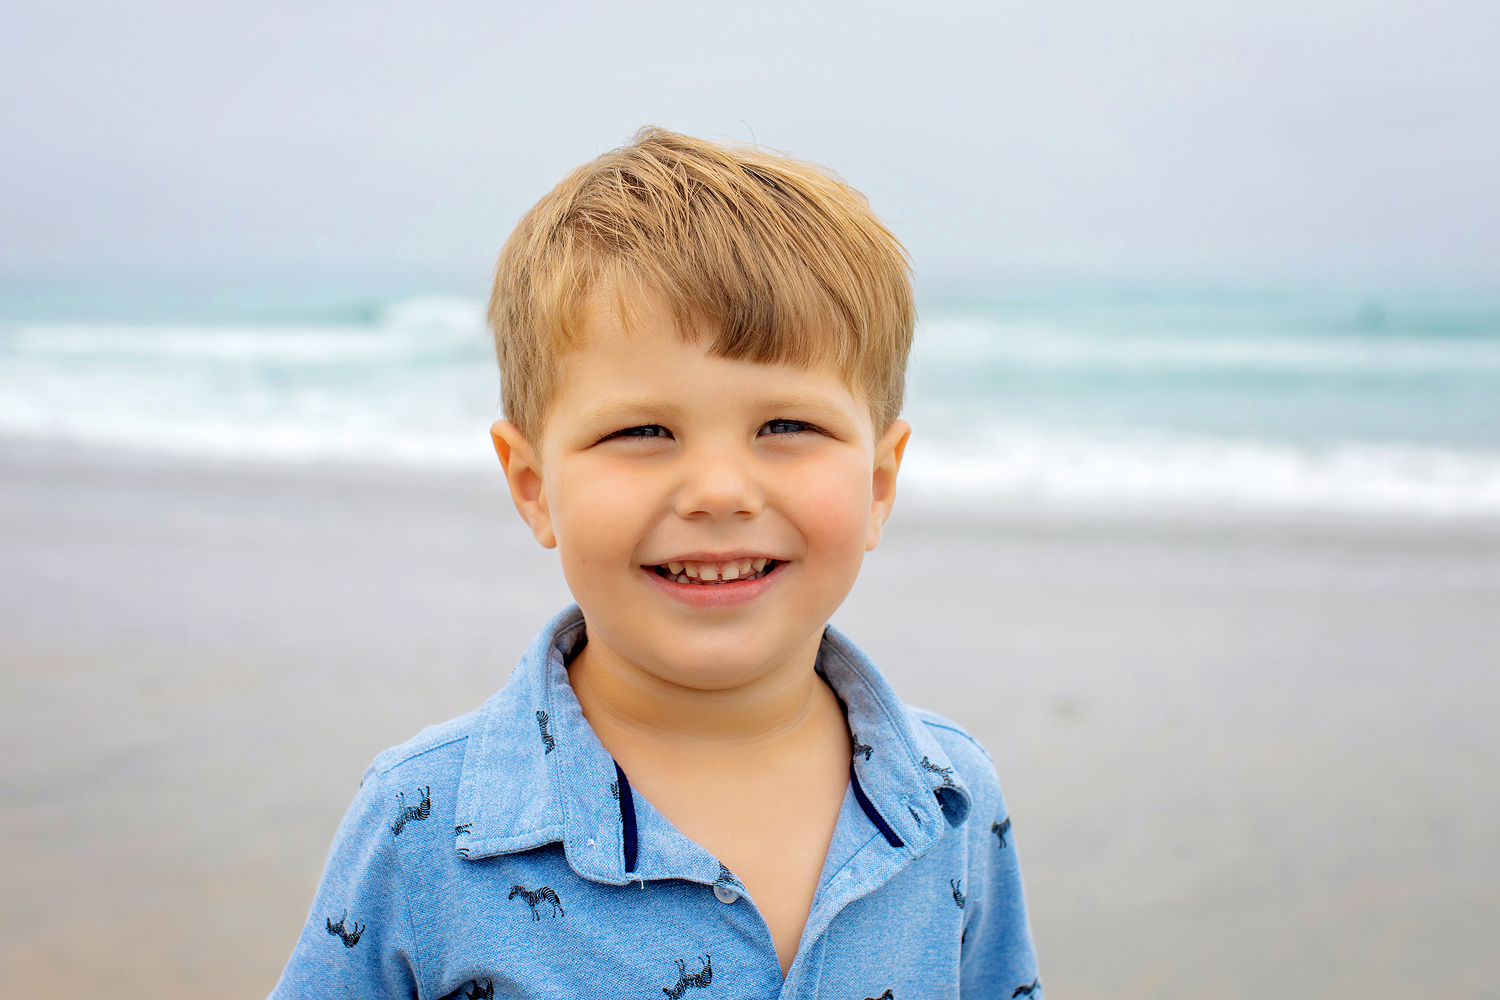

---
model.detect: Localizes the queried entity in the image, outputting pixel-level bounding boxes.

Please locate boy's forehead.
[556,327,853,405]
[563,286,840,384]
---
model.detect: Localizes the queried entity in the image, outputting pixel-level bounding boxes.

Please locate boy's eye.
[600,424,673,442]
[759,419,817,436]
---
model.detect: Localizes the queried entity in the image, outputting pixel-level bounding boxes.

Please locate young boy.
[272,128,1040,999]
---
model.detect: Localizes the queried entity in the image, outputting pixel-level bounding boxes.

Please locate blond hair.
[488,127,914,441]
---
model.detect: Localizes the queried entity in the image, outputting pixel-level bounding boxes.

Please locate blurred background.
[2,1,1497,997]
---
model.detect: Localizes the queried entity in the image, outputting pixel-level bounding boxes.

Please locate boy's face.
[492,289,908,692]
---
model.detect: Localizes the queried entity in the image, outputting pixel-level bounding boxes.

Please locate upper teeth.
[661,558,771,583]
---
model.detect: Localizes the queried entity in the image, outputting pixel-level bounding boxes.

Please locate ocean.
[2,281,1498,519]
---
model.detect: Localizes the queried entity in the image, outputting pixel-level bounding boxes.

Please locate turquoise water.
[910,287,1500,448]
[2,280,1497,517]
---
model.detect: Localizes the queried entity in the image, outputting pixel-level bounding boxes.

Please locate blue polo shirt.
[271,606,1042,999]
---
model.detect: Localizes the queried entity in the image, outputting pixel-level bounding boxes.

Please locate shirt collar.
[453,605,971,880]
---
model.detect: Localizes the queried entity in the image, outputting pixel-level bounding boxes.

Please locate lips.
[649,557,780,585]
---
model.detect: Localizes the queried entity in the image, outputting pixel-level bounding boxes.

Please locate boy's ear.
[490,420,557,549]
[867,418,910,551]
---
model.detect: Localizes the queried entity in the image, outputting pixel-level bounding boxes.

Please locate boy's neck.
[566,628,834,749]
[566,620,854,977]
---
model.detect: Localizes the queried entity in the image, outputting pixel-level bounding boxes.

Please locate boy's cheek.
[792,466,877,548]
[550,463,651,541]
[553,506,641,567]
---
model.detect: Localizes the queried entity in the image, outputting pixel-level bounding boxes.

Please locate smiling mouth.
[649,558,782,585]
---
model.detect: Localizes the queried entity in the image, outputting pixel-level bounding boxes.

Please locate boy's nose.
[674,453,761,522]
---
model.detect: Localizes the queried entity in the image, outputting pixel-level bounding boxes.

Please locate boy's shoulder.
[907,705,994,766]
[364,643,545,790]
[364,706,482,790]
[819,624,1003,784]
[902,703,1008,817]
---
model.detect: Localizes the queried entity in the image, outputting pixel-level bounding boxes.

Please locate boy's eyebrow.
[575,399,686,426]
[755,393,856,415]
[578,393,854,426]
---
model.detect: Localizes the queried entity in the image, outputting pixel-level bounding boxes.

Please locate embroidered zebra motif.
[390,785,431,836]
[992,816,1011,849]
[609,780,619,800]
[920,755,956,787]
[454,823,472,836]
[715,863,740,887]
[1012,979,1041,997]
[662,954,712,998]
[436,979,495,1000]
[325,910,364,947]
[508,884,564,920]
[865,991,895,1000]
[852,737,874,761]
[536,710,556,753]
[950,878,966,908]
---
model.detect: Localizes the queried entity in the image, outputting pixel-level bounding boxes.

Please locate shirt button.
[713,884,740,904]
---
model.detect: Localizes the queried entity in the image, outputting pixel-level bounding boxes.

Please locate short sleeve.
[270,766,422,999]
[959,789,1043,999]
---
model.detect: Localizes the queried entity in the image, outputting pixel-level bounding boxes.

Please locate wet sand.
[2,441,1498,998]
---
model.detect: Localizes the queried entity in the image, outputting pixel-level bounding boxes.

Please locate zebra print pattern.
[390,786,431,836]
[662,955,712,998]
[508,884,564,920]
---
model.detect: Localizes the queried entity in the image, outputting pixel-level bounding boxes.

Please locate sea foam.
[3,290,1498,519]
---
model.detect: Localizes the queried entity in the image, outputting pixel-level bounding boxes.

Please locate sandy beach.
[2,440,1497,999]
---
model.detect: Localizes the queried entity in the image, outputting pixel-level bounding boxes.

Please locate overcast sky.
[4,0,1497,288]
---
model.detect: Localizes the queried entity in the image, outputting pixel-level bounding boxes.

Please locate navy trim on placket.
[614,761,639,873]
[850,764,904,848]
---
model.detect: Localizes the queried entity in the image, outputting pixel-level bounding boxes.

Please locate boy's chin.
[613,620,824,691]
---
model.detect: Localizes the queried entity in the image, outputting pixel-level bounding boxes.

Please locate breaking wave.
[3,289,1499,519]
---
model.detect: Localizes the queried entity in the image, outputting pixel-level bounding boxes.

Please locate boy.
[272,128,1040,998]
